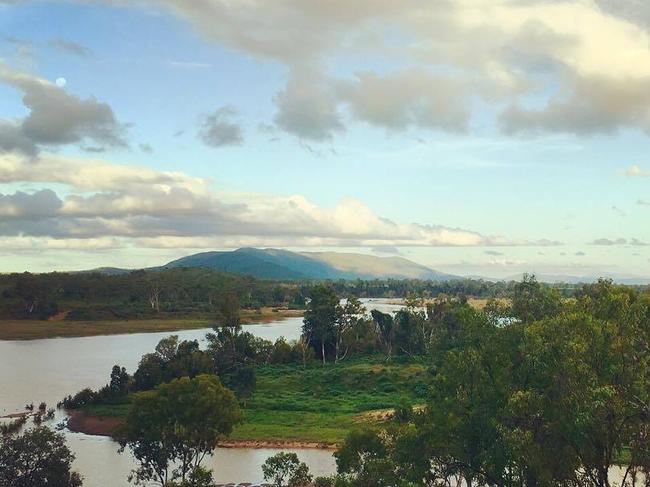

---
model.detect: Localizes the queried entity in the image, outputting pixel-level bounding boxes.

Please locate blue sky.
[1,0,650,278]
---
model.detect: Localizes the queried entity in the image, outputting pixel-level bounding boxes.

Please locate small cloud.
[484,250,504,256]
[139,143,154,154]
[637,199,650,206]
[198,106,243,148]
[630,238,650,246]
[50,38,93,58]
[591,238,627,246]
[173,130,185,137]
[627,165,650,177]
[575,251,586,256]
[590,237,649,246]
[611,206,626,217]
[81,146,106,153]
[4,36,33,58]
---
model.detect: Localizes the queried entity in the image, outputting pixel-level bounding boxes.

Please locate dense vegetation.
[0,268,305,320]
[0,265,582,322]
[319,277,650,487]
[0,427,82,487]
[46,275,650,485]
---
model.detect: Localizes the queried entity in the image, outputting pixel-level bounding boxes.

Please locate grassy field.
[80,356,432,445]
[0,308,303,340]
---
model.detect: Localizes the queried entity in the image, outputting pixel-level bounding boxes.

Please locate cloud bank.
[131,0,650,140]
[0,152,559,252]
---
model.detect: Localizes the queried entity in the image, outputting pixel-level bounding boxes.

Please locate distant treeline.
[0,268,305,320]
[0,267,606,321]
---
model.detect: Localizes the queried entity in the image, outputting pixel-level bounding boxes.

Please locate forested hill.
[163,247,458,281]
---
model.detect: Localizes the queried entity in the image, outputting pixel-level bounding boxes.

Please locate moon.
[55,77,67,88]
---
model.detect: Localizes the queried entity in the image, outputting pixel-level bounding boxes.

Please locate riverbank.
[0,308,303,340]
[67,410,337,449]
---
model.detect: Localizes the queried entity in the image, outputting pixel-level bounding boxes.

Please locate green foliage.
[262,452,312,487]
[303,284,341,364]
[0,427,83,487]
[511,273,562,323]
[118,375,242,486]
[0,268,304,321]
[234,357,431,443]
[335,429,387,475]
[133,336,213,391]
[333,278,650,487]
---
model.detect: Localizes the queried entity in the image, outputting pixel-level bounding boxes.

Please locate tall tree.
[371,309,394,359]
[335,296,366,363]
[118,374,242,485]
[302,285,340,365]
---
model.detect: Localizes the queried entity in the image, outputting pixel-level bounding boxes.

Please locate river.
[0,298,403,486]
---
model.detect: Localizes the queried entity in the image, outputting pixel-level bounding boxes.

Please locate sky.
[1,0,650,279]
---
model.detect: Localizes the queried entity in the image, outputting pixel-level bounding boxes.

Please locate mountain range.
[79,248,650,284]
[163,248,457,281]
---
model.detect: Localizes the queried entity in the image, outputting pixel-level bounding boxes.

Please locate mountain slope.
[305,251,455,280]
[165,248,457,281]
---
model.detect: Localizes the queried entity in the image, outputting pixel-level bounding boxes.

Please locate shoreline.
[66,411,338,450]
[0,308,304,341]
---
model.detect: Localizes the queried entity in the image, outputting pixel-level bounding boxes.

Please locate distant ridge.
[163,247,459,281]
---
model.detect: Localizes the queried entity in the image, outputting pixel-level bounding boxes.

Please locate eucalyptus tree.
[118,374,242,486]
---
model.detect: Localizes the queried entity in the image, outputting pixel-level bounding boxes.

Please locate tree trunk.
[321,338,326,366]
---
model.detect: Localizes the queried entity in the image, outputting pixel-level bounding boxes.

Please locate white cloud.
[0,152,560,251]
[0,63,127,154]
[627,164,650,177]
[120,0,650,138]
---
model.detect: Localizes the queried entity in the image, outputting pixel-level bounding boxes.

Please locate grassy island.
[69,356,430,446]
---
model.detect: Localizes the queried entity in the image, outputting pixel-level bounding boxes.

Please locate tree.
[302,285,340,365]
[0,427,83,487]
[511,273,562,323]
[109,365,130,397]
[118,375,242,485]
[148,282,162,312]
[371,309,394,359]
[335,296,366,363]
[262,452,313,487]
[133,337,213,391]
[216,292,240,328]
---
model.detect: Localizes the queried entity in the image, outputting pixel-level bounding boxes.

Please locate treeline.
[0,268,305,320]
[0,266,586,321]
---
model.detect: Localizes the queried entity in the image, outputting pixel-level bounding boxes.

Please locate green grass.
[231,356,431,443]
[84,401,132,417]
[81,356,433,445]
